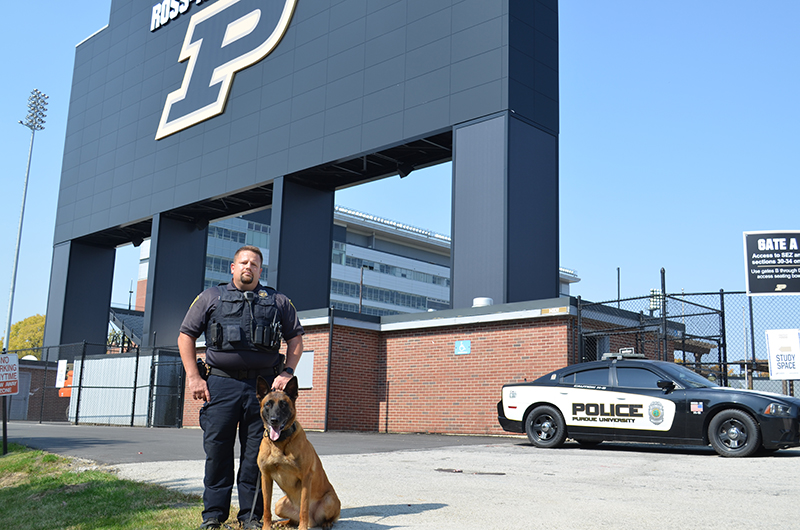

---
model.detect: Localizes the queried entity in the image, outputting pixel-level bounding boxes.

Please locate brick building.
[182,298,577,436]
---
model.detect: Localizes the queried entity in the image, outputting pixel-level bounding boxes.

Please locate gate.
[577,289,729,385]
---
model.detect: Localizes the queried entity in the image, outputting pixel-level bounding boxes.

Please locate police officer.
[178,245,304,530]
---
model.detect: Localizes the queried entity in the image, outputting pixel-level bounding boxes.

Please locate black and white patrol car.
[497,353,800,457]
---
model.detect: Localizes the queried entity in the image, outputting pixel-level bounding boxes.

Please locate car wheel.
[525,405,567,448]
[708,409,761,457]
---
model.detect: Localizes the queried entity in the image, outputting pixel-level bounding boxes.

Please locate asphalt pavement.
[6,421,800,529]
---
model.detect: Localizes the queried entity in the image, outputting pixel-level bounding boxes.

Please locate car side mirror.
[657,380,675,394]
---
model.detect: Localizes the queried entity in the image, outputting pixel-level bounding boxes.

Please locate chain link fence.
[577,289,800,397]
[8,343,185,427]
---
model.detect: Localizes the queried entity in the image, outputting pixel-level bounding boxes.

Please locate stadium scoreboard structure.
[44,0,560,351]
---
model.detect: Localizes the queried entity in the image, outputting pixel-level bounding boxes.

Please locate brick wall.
[293,326,332,431]
[180,311,577,435]
[325,325,383,431]
[181,327,336,429]
[18,362,70,422]
[381,317,572,435]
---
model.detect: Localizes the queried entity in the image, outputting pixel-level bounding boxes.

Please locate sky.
[0,1,798,334]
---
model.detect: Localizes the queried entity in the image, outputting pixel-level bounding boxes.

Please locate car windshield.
[660,363,720,389]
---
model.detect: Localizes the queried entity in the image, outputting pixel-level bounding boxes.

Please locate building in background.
[134,206,580,317]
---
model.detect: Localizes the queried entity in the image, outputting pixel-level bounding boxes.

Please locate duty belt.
[208,364,282,380]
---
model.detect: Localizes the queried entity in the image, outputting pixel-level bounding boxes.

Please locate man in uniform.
[179,245,304,530]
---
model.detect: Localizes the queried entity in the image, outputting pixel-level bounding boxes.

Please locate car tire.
[525,405,567,448]
[708,409,761,457]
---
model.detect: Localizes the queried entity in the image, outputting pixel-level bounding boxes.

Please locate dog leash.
[248,468,261,526]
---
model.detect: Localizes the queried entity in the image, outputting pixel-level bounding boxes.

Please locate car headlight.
[764,403,793,417]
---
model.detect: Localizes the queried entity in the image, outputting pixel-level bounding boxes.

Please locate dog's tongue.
[269,425,281,441]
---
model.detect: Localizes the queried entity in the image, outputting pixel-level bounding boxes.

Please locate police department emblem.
[648,401,665,425]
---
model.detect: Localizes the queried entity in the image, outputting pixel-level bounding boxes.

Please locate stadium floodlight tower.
[3,89,48,352]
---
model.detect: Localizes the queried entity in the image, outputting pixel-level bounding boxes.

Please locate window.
[616,367,661,389]
[563,368,609,386]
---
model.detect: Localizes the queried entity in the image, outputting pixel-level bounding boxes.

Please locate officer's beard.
[238,271,257,289]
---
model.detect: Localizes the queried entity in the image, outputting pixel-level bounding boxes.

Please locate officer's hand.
[272,373,291,392]
[187,374,210,401]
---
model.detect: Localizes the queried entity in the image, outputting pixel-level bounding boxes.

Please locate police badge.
[648,401,665,425]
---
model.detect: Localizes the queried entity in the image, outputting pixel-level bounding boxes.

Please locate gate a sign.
[0,354,19,396]
[743,231,800,295]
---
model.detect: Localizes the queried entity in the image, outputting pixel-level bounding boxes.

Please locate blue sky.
[1,1,798,333]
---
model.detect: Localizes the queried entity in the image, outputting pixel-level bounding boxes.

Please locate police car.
[497,352,800,457]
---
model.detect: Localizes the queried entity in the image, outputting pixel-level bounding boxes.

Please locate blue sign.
[454,340,471,355]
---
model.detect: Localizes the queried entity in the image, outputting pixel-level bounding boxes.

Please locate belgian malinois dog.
[256,376,340,530]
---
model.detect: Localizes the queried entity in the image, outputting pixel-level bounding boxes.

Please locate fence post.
[747,296,756,390]
[576,296,583,364]
[147,350,156,428]
[131,346,141,427]
[719,290,728,387]
[660,268,668,361]
[38,347,49,423]
[74,341,87,425]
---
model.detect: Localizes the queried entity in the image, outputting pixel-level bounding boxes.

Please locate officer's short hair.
[233,245,263,268]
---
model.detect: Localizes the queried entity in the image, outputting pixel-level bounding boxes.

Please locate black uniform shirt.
[180,282,304,371]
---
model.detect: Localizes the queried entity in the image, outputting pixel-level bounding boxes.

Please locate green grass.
[0,443,206,529]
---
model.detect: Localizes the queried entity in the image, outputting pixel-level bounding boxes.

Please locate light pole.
[3,89,48,353]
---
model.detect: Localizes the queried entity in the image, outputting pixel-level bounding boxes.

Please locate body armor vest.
[206,284,282,353]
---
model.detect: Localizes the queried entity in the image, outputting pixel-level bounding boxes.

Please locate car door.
[560,365,617,440]
[611,364,688,442]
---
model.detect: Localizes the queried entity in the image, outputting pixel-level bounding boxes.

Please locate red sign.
[0,354,19,396]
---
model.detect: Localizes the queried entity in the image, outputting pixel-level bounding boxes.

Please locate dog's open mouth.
[268,421,286,441]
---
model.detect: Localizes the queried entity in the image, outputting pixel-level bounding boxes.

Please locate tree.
[0,314,46,354]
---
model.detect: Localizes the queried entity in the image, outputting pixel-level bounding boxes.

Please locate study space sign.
[743,231,800,295]
[765,329,800,380]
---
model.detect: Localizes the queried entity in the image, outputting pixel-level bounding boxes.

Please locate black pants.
[199,374,272,523]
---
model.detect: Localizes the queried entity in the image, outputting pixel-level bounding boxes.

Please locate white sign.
[0,354,19,396]
[765,329,800,380]
[56,359,68,389]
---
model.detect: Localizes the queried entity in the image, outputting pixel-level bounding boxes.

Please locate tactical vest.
[206,284,282,353]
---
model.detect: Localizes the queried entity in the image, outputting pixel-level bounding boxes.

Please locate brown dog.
[256,376,340,530]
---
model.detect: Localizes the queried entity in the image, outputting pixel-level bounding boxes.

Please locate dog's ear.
[284,376,299,402]
[256,376,271,400]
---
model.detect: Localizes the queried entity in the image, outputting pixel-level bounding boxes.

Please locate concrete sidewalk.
[7,422,800,530]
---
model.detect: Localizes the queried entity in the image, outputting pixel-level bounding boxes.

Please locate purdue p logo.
[155,0,297,140]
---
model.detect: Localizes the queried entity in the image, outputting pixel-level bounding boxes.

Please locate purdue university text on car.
[497,354,800,457]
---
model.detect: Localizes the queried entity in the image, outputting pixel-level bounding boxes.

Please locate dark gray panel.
[326,72,365,108]
[325,100,363,135]
[42,241,115,347]
[328,18,367,57]
[506,116,559,302]
[451,114,507,308]
[451,17,504,63]
[268,178,333,310]
[323,126,363,162]
[143,214,208,347]
[363,85,404,122]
